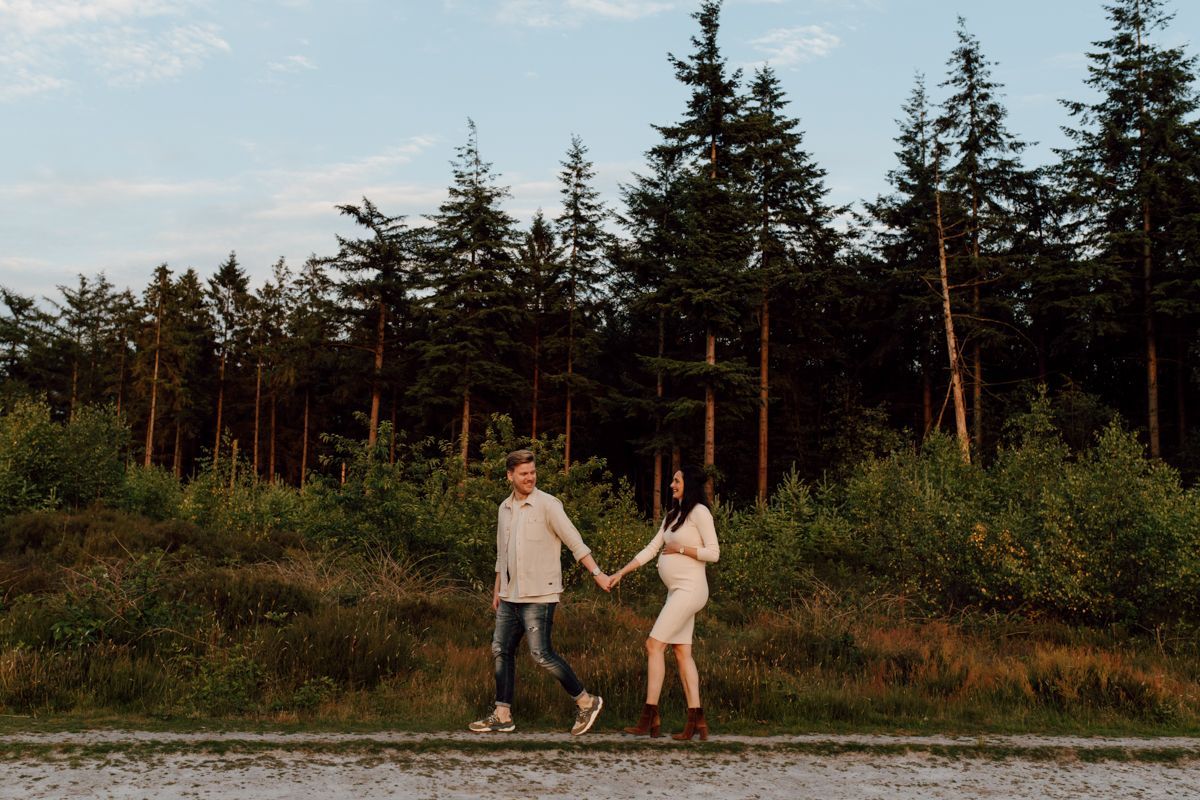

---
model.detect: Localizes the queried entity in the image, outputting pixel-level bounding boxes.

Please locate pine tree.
[936,17,1029,451]
[415,120,525,464]
[554,134,613,468]
[866,75,948,436]
[742,65,841,501]
[207,252,251,469]
[326,198,417,451]
[655,0,755,499]
[1059,0,1200,458]
[517,211,563,441]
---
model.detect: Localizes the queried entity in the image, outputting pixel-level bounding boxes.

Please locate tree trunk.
[1178,331,1188,450]
[1145,235,1160,458]
[116,349,126,418]
[757,294,769,504]
[390,389,398,465]
[922,366,933,438]
[268,393,277,483]
[69,360,78,422]
[213,352,225,470]
[369,296,386,449]
[253,359,262,478]
[532,332,540,440]
[564,305,575,471]
[143,310,162,468]
[300,391,310,490]
[460,388,471,466]
[704,329,716,503]
[172,419,182,478]
[1137,18,1161,459]
[936,190,971,463]
[653,311,665,521]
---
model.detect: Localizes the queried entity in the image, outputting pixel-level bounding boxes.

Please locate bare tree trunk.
[532,332,540,440]
[172,420,182,478]
[369,296,386,449]
[69,360,78,422]
[937,190,971,463]
[268,393,277,483]
[230,439,238,489]
[1179,332,1188,450]
[1144,199,1160,458]
[253,359,262,478]
[460,389,471,466]
[300,391,310,490]
[653,311,665,521]
[390,389,397,465]
[704,330,716,503]
[1137,18,1161,459]
[564,305,575,471]
[143,311,162,468]
[922,366,933,438]
[757,295,769,504]
[116,349,126,418]
[213,352,225,470]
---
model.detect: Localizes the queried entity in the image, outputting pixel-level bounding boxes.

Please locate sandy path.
[1,732,1197,799]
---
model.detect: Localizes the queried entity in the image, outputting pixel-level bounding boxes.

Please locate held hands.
[592,571,612,593]
[604,571,623,591]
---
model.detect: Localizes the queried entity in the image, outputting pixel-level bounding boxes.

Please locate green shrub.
[118,466,183,521]
[182,567,319,630]
[262,602,418,689]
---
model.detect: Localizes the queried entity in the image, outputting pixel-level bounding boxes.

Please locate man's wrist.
[590,565,602,576]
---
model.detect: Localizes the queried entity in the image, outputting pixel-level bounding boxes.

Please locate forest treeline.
[3,0,1200,510]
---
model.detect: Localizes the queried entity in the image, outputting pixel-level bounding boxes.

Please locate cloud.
[748,25,841,67]
[88,23,230,86]
[0,0,227,100]
[268,54,317,73]
[0,67,69,101]
[495,0,674,28]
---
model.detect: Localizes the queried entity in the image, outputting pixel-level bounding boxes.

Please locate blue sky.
[4,0,1199,300]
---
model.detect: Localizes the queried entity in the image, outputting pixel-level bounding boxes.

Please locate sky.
[3,0,1200,301]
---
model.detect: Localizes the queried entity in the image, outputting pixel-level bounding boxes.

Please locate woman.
[607,464,719,740]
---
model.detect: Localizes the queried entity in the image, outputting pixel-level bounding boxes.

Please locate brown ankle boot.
[622,703,661,737]
[672,707,709,741]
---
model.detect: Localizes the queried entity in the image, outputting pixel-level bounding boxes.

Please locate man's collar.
[504,488,537,508]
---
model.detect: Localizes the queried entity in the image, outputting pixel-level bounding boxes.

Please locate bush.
[262,602,418,689]
[0,400,127,515]
[118,466,183,521]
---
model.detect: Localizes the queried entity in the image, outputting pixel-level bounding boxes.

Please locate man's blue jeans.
[492,600,585,707]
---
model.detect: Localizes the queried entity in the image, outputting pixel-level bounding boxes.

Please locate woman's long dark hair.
[663,464,708,532]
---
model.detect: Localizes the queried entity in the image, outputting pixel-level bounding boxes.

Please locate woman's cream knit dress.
[632,504,720,645]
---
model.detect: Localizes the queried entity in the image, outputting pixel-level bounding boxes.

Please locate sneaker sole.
[571,696,603,736]
[468,726,516,733]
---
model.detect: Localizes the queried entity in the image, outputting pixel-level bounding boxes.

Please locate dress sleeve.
[632,520,667,566]
[691,505,720,563]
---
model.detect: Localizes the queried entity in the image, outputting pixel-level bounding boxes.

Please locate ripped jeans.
[492,600,585,707]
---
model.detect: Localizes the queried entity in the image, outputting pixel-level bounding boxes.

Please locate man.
[469,448,609,736]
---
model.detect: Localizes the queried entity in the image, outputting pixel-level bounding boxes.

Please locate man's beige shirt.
[495,487,591,603]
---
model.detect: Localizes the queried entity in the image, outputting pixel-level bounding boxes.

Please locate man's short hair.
[505,449,536,472]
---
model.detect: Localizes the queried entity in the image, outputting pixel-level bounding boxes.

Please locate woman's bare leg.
[645,637,668,704]
[672,643,701,707]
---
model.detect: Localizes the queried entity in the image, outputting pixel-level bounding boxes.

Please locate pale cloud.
[0,67,69,101]
[268,54,317,73]
[748,24,841,67]
[496,0,674,28]
[0,0,225,100]
[254,137,443,221]
[1,175,233,203]
[88,23,230,86]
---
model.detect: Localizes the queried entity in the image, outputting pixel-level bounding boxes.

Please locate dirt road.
[1,731,1197,799]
